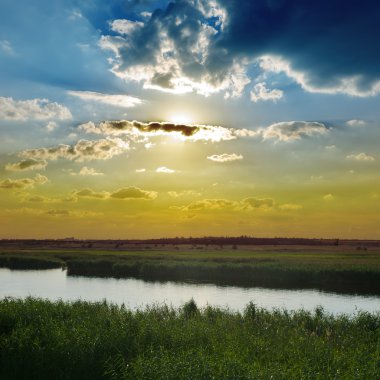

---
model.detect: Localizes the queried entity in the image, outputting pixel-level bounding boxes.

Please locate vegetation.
[1,247,380,294]
[0,298,379,379]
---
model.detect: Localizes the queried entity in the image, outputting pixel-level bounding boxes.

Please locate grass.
[1,246,380,294]
[0,298,379,379]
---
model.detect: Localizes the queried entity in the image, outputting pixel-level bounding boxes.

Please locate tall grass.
[0,298,379,379]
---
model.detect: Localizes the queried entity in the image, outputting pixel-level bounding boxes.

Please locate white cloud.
[135,168,146,173]
[259,55,380,97]
[156,166,176,174]
[261,121,328,142]
[250,82,283,102]
[71,167,104,176]
[168,190,201,197]
[78,121,101,134]
[346,152,375,162]
[69,9,83,20]
[0,97,72,121]
[0,40,15,55]
[99,2,249,98]
[68,90,142,108]
[46,121,58,132]
[110,19,144,35]
[346,119,366,127]
[207,153,243,162]
[19,138,130,162]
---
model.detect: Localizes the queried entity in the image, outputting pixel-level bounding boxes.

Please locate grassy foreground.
[1,247,380,294]
[0,298,379,380]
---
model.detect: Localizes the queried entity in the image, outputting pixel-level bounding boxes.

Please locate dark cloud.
[132,121,199,136]
[5,158,47,172]
[92,120,235,141]
[110,186,157,200]
[0,174,48,190]
[73,186,158,200]
[214,0,380,93]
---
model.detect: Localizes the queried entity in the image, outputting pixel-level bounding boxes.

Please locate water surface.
[1,268,379,315]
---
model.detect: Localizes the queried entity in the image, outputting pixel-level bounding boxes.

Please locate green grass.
[1,247,380,294]
[0,298,379,379]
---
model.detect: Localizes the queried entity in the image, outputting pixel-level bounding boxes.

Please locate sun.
[168,114,193,124]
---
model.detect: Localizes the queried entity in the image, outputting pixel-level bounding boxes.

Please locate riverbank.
[0,298,379,379]
[1,247,380,294]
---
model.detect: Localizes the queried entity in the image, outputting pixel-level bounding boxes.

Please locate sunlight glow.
[168,114,192,125]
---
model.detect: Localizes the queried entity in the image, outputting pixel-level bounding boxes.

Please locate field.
[0,298,379,380]
[1,245,380,294]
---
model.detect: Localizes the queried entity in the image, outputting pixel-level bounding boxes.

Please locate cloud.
[5,159,47,172]
[156,166,176,174]
[99,1,248,97]
[96,1,380,98]
[346,119,367,127]
[346,153,375,162]
[5,207,101,218]
[279,203,303,211]
[240,197,275,210]
[68,90,142,108]
[44,209,101,218]
[0,174,48,190]
[19,138,130,162]
[207,153,243,163]
[168,190,201,197]
[323,194,334,201]
[232,128,260,138]
[83,120,236,142]
[180,198,238,211]
[71,167,104,176]
[261,121,329,142]
[79,119,327,145]
[0,97,72,121]
[0,39,15,55]
[221,1,380,97]
[110,187,157,200]
[179,197,276,212]
[74,186,157,200]
[258,55,380,97]
[46,121,58,132]
[135,168,146,173]
[250,82,283,102]
[74,188,108,199]
[110,19,144,35]
[26,195,53,203]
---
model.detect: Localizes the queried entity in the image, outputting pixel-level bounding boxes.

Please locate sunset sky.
[0,0,379,239]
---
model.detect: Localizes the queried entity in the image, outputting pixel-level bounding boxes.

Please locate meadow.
[1,245,380,294]
[0,298,379,379]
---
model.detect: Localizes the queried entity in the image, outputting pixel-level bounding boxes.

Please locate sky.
[0,0,379,239]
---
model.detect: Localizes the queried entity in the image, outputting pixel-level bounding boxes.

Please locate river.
[1,268,379,315]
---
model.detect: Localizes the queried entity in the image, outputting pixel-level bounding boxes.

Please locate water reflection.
[1,268,379,315]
